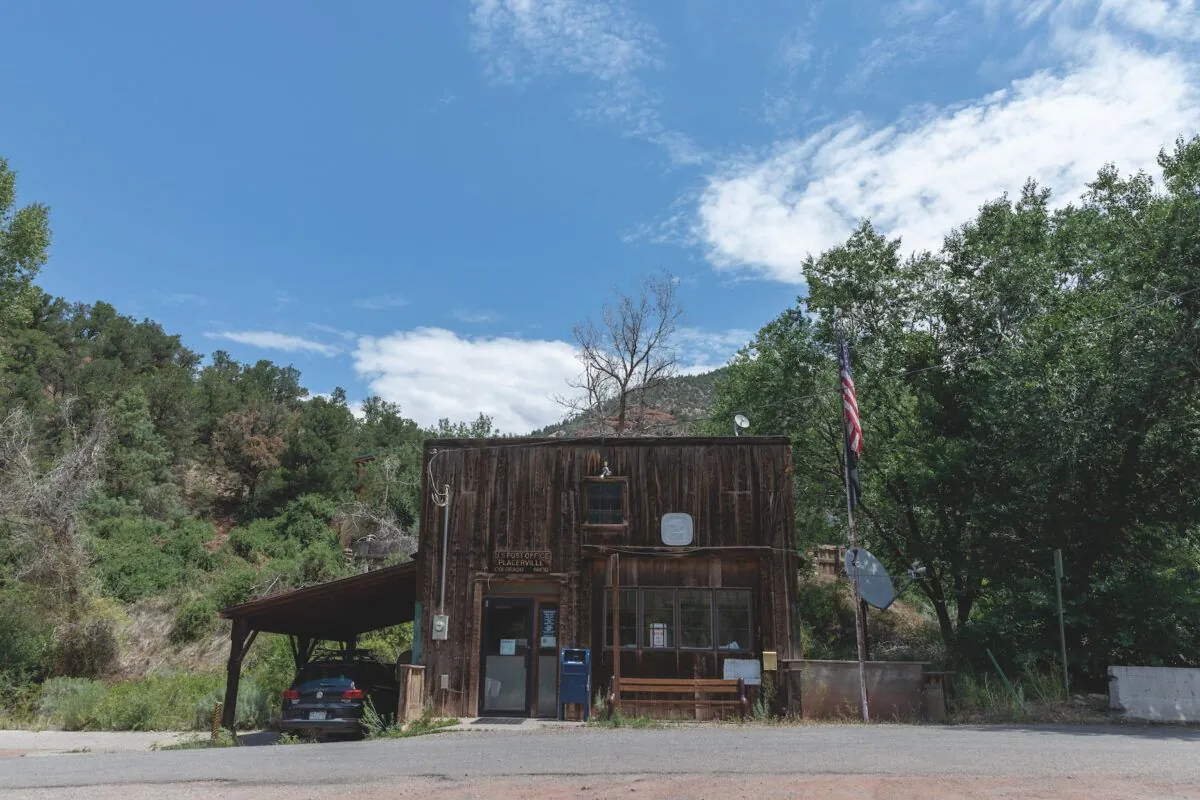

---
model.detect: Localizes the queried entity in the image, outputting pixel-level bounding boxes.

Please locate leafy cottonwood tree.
[711,138,1200,680]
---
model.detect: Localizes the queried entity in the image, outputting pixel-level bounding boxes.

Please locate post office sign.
[492,549,553,573]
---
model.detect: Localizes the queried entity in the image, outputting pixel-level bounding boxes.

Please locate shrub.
[50,616,118,678]
[165,518,216,572]
[37,673,254,732]
[37,677,107,730]
[210,565,261,609]
[279,494,338,547]
[0,587,51,679]
[226,518,291,561]
[0,672,42,725]
[297,539,345,584]
[92,517,186,601]
[170,600,217,644]
[91,681,156,730]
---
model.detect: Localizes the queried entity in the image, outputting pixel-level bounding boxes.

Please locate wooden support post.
[610,553,620,719]
[397,665,426,723]
[221,619,253,737]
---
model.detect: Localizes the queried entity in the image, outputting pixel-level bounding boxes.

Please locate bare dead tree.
[334,500,418,571]
[0,403,108,602]
[556,270,683,436]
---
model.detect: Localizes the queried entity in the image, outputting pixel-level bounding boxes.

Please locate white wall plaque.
[722,658,762,685]
[661,512,694,546]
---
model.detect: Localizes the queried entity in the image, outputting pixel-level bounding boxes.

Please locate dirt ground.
[10,774,1200,800]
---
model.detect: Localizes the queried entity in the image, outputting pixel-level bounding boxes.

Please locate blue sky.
[2,1,1197,432]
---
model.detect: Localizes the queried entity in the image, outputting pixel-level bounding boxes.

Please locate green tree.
[102,389,178,517]
[0,158,50,338]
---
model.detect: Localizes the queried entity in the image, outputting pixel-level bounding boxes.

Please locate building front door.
[480,597,533,716]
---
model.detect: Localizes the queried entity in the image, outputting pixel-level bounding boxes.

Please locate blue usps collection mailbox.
[558,647,591,721]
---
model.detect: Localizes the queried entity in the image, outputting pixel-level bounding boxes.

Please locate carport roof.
[218,560,417,641]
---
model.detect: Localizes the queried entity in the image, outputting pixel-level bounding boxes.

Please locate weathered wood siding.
[415,437,796,717]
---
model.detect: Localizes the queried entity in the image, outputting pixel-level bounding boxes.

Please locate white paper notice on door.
[650,622,668,648]
[499,639,516,656]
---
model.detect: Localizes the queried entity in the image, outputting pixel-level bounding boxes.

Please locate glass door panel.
[481,598,532,715]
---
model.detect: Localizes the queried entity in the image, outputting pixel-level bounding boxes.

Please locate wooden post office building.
[413,436,798,718]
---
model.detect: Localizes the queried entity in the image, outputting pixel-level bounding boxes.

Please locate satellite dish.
[733,414,750,436]
[843,547,897,609]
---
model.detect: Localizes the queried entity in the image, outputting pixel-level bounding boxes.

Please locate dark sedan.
[279,657,399,739]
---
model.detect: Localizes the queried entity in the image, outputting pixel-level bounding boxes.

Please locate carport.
[217,560,417,733]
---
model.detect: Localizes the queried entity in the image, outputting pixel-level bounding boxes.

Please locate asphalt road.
[2,724,1198,799]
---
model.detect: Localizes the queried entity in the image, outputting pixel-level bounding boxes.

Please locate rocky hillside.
[531,368,727,437]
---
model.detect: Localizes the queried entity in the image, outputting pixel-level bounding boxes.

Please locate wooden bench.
[607,677,748,720]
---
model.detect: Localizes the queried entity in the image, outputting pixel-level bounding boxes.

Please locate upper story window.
[584,479,626,527]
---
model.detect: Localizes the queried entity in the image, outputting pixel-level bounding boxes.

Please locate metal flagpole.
[836,311,870,722]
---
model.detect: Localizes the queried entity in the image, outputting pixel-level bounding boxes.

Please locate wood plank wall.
[416,437,796,717]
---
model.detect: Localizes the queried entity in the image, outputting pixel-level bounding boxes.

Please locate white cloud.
[677,326,754,368]
[354,294,407,310]
[999,0,1200,41]
[469,0,705,166]
[351,325,734,433]
[204,330,340,357]
[1087,0,1200,40]
[353,328,582,433]
[695,35,1200,282]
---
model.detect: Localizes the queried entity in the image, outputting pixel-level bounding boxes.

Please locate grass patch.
[361,699,457,739]
[586,711,668,729]
[152,730,237,750]
[34,672,272,731]
[949,669,1105,724]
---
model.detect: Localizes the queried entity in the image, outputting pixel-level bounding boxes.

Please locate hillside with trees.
[0,156,501,726]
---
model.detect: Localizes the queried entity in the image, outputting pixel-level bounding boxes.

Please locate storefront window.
[642,589,675,648]
[602,588,752,653]
[715,590,752,651]
[603,588,638,648]
[678,589,712,648]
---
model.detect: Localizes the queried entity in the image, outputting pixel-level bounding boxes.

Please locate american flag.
[838,329,863,507]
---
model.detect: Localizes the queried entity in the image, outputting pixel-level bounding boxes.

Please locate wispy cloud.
[677,326,754,370]
[840,11,964,94]
[308,323,358,341]
[205,330,341,357]
[452,308,500,324]
[354,294,407,310]
[695,21,1200,283]
[469,0,706,166]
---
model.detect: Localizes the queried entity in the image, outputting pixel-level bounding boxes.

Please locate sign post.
[1054,549,1069,698]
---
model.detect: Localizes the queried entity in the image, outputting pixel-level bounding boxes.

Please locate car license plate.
[308,711,327,721]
